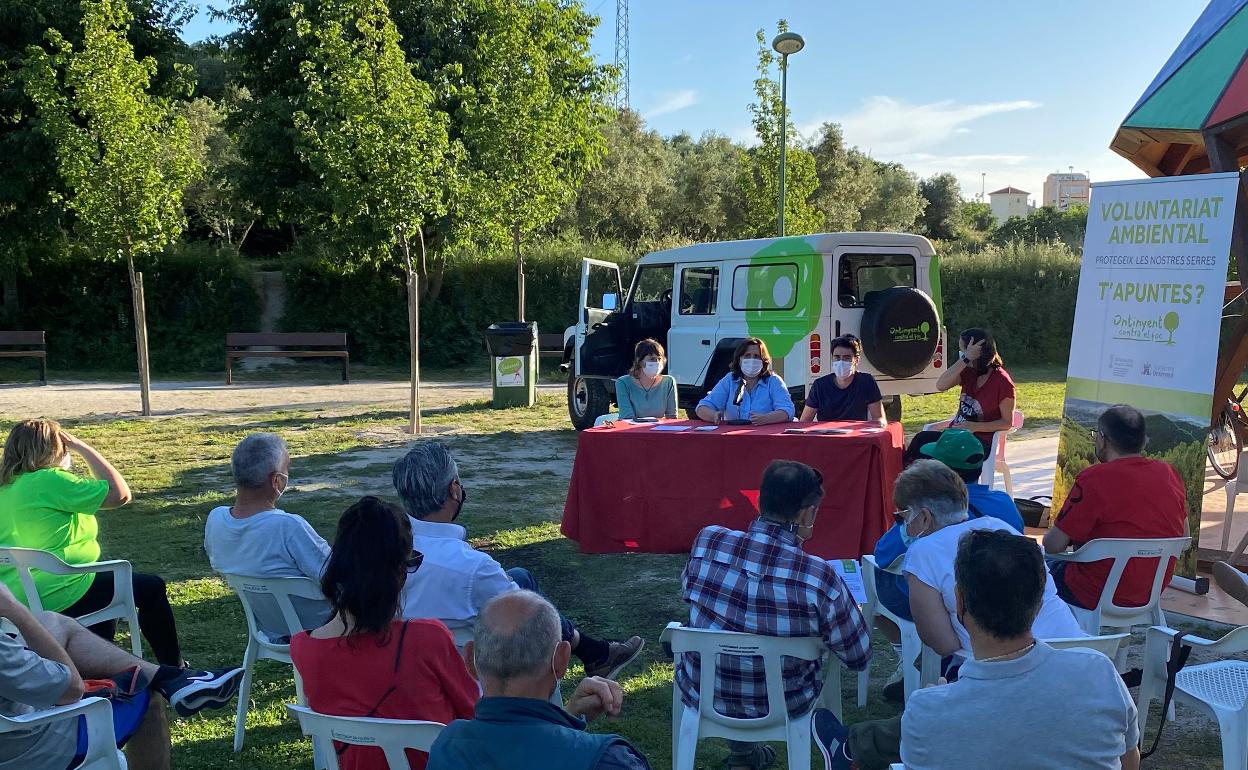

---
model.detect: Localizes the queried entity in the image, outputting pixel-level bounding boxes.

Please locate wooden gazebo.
[1110,0,1248,417]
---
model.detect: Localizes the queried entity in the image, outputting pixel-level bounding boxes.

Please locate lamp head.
[771,32,805,56]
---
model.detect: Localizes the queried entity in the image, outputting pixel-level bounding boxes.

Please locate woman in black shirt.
[799,334,886,425]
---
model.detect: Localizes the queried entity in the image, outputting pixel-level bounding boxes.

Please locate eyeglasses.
[406,551,424,574]
[893,508,921,526]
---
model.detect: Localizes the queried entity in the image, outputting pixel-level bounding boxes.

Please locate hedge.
[6,237,1081,373]
[6,243,259,371]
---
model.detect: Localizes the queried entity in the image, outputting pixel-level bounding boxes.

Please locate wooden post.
[134,271,152,417]
[513,224,525,322]
[1204,130,1248,424]
[408,267,421,435]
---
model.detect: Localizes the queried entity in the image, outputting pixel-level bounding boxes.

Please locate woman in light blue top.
[695,337,794,425]
[615,338,678,419]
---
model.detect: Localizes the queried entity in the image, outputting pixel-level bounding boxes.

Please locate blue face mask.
[899,526,918,548]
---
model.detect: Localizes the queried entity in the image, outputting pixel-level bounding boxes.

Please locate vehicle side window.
[838,254,917,308]
[679,267,718,315]
[731,263,799,311]
[630,265,674,304]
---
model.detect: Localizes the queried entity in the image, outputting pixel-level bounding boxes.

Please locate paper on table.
[831,559,868,604]
[651,424,692,432]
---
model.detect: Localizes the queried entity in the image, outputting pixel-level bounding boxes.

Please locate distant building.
[1043,172,1090,211]
[988,186,1033,224]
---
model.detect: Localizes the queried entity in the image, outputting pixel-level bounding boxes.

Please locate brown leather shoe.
[584,636,645,680]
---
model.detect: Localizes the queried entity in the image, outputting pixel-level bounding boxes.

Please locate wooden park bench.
[0,331,48,385]
[225,332,349,385]
[538,333,566,360]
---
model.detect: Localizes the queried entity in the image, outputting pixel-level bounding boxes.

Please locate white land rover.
[561,232,948,430]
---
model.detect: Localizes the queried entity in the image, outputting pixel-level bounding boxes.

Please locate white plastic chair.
[858,554,921,703]
[0,696,125,769]
[1047,537,1190,667]
[0,546,141,657]
[921,411,1021,494]
[917,634,1129,687]
[660,622,846,770]
[1137,625,1248,768]
[287,704,444,770]
[222,573,327,754]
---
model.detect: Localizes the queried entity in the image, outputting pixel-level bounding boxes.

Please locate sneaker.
[811,708,853,770]
[160,667,246,717]
[882,660,906,703]
[584,636,644,680]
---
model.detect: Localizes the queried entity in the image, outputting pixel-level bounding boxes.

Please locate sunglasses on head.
[892,508,917,526]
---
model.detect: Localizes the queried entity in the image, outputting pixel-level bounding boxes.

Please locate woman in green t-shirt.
[0,419,185,665]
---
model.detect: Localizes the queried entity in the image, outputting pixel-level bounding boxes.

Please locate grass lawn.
[0,367,1225,768]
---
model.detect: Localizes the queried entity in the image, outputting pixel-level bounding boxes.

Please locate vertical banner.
[1054,173,1240,575]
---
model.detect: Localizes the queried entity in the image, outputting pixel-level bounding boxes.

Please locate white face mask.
[830,360,854,378]
[740,359,764,378]
[642,360,662,378]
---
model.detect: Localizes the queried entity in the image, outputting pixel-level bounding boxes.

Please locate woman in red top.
[905,328,1018,464]
[291,496,478,770]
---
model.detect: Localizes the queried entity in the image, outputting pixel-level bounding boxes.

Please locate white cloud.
[800,96,1040,155]
[643,89,699,120]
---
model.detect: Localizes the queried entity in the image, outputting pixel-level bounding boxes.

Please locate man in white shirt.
[813,528,1139,770]
[393,441,643,680]
[204,433,331,630]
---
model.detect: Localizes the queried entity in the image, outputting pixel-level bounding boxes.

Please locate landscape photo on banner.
[1053,172,1241,575]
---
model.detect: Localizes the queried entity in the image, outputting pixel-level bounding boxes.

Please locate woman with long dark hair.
[614,338,677,419]
[694,337,794,425]
[291,496,477,770]
[904,327,1017,464]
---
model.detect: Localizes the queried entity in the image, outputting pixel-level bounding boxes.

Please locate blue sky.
[184,0,1209,200]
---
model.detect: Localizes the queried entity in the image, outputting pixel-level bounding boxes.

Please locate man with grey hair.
[204,434,331,626]
[426,591,651,770]
[394,441,642,680]
[899,460,1081,663]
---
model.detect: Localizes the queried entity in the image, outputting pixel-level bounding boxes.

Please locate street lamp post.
[772,31,805,237]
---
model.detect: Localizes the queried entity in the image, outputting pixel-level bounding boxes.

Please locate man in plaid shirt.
[678,460,871,770]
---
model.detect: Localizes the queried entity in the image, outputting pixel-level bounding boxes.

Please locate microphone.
[733,378,746,407]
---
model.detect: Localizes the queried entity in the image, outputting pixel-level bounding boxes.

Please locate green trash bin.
[484,322,538,408]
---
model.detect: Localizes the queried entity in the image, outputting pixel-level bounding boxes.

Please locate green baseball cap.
[919,429,986,471]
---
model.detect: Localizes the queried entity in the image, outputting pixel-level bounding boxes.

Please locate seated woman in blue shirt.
[614,338,677,419]
[694,337,794,425]
[799,334,886,426]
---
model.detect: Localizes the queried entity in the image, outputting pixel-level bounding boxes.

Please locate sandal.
[722,744,777,770]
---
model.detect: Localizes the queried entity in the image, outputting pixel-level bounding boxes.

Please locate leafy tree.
[807,122,873,232]
[666,131,745,242]
[918,172,963,240]
[289,0,452,433]
[24,0,197,415]
[991,204,1087,248]
[860,160,924,232]
[962,200,995,232]
[735,21,822,239]
[181,93,256,246]
[561,109,674,245]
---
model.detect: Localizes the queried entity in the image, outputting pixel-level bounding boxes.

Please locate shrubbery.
[9,243,259,371]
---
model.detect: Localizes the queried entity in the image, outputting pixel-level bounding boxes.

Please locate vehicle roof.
[638,232,937,265]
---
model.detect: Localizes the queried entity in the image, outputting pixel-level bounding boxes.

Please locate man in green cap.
[872,429,1023,701]
[920,429,1023,531]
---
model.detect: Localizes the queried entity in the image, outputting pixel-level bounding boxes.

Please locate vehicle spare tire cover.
[860,287,940,378]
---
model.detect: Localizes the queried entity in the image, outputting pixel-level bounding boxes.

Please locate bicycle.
[1209,385,1248,480]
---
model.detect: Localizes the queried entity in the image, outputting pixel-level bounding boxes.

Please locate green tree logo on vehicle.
[1163,311,1180,345]
[743,237,823,359]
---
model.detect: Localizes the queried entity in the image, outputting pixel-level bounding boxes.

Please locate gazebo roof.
[1110,0,1248,176]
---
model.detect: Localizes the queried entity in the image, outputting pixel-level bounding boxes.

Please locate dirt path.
[0,379,564,421]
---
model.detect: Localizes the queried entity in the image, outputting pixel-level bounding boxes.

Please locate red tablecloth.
[560,420,904,560]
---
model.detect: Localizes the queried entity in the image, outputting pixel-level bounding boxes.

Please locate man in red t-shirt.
[1043,404,1188,609]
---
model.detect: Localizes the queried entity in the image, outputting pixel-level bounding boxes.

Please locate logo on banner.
[1111,311,1180,344]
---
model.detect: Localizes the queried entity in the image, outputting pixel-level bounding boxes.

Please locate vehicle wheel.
[1208,405,1241,480]
[568,372,610,430]
[859,287,940,378]
[885,396,902,423]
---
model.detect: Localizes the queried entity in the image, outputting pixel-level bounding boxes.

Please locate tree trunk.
[238,219,255,252]
[426,250,447,304]
[513,223,525,322]
[125,250,152,416]
[401,226,422,434]
[0,269,17,326]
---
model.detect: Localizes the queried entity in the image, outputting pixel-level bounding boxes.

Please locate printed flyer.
[1053,172,1240,572]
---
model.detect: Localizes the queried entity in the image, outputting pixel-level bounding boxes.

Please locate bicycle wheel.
[1208,406,1241,480]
